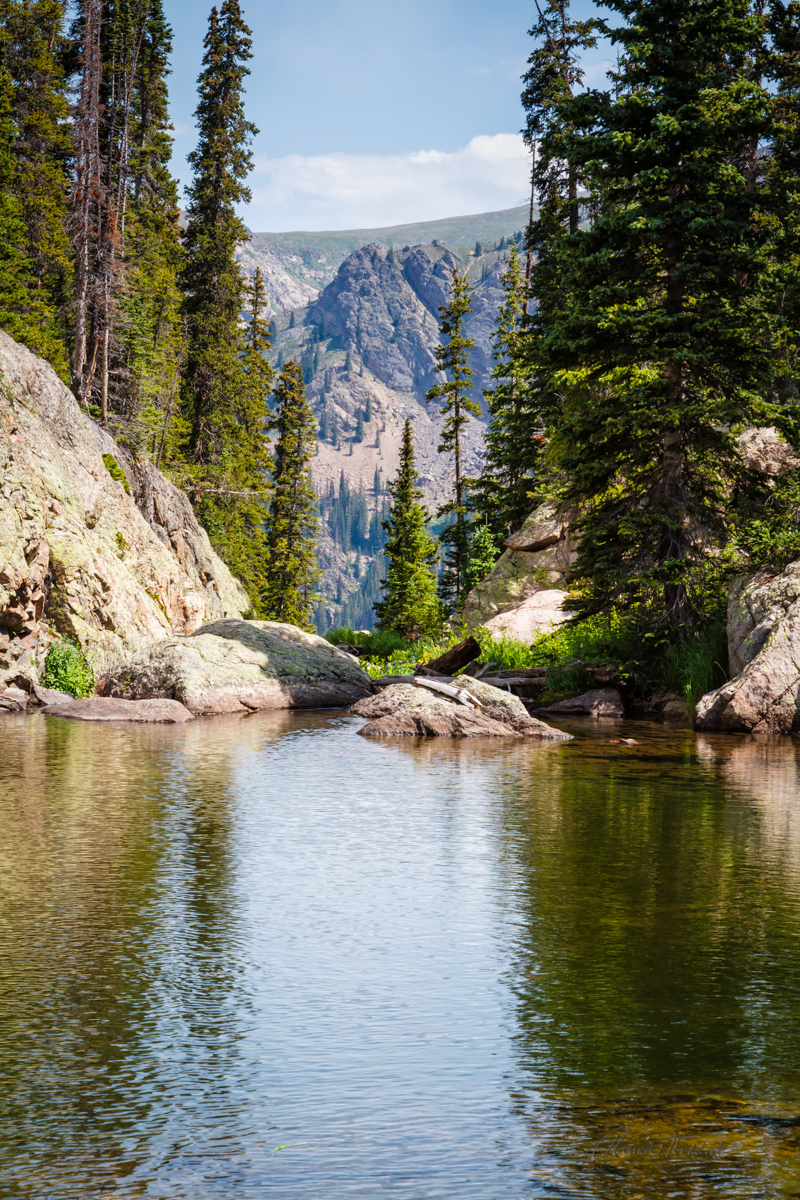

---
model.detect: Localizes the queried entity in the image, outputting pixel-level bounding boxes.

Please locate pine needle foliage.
[260,360,320,630]
[181,0,256,465]
[425,269,480,611]
[375,418,443,639]
[470,245,540,541]
[544,0,792,629]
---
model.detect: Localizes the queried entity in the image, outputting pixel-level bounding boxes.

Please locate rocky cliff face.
[238,205,528,316]
[267,240,511,628]
[0,332,247,685]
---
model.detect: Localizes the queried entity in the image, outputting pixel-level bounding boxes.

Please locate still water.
[0,710,799,1198]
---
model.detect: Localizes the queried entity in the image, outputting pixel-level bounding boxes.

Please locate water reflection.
[501,725,800,1196]
[0,712,293,1198]
[0,713,799,1197]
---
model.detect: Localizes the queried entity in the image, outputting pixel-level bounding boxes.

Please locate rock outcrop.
[696,561,800,733]
[44,697,195,723]
[351,676,571,740]
[0,332,247,684]
[98,619,375,714]
[537,688,625,718]
[462,501,576,636]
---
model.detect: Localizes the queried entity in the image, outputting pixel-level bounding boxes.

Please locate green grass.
[326,612,729,706]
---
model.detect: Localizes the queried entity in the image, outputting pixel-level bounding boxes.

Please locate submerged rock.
[98,619,375,715]
[351,676,571,740]
[537,688,625,718]
[696,560,800,733]
[44,697,194,723]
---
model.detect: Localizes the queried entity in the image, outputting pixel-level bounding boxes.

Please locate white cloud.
[245,134,531,232]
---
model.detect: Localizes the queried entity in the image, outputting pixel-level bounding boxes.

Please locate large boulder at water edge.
[98,619,375,714]
[0,331,247,686]
[351,675,571,740]
[461,501,576,636]
[696,561,800,733]
[44,697,194,723]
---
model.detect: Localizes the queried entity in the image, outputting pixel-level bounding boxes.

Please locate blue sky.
[164,0,611,231]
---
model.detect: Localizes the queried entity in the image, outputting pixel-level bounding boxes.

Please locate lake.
[0,710,799,1198]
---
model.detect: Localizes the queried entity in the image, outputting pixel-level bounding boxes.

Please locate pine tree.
[374,418,442,639]
[181,0,256,460]
[1,0,72,375]
[425,269,479,610]
[470,245,540,540]
[260,360,320,629]
[119,0,184,452]
[0,53,41,348]
[464,522,500,596]
[547,0,781,628]
[519,0,599,445]
[180,0,264,588]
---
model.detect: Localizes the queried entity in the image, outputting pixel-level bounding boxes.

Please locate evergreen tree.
[470,245,540,540]
[1,0,72,375]
[425,269,479,610]
[260,360,320,629]
[375,418,442,639]
[119,0,184,452]
[464,522,501,596]
[0,53,42,349]
[181,0,256,460]
[180,0,264,586]
[519,0,599,443]
[547,0,781,628]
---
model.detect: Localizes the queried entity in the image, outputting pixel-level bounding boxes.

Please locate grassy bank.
[326,614,729,710]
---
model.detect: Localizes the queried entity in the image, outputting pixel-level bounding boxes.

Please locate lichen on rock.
[0,331,248,686]
[350,675,571,740]
[98,619,375,714]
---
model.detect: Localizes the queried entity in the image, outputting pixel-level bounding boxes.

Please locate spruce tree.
[0,55,41,349]
[181,0,256,461]
[180,0,266,589]
[2,0,72,375]
[374,418,442,639]
[519,0,599,446]
[260,361,320,630]
[470,245,540,540]
[547,0,780,628]
[120,0,184,452]
[425,269,479,611]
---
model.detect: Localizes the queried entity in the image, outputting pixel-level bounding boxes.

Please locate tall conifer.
[470,245,540,540]
[180,0,270,591]
[260,361,320,629]
[547,0,781,628]
[425,269,479,611]
[375,418,442,639]
[2,0,72,374]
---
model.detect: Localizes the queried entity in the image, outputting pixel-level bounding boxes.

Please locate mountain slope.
[238,204,528,314]
[266,237,517,630]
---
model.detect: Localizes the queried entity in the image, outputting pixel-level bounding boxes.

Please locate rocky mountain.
[238,204,528,316]
[263,235,519,631]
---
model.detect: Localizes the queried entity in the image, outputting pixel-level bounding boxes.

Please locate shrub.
[102,453,131,494]
[42,639,96,697]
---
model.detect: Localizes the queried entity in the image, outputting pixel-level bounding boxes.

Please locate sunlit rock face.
[696,561,800,733]
[0,332,247,682]
[462,502,576,637]
[98,619,374,714]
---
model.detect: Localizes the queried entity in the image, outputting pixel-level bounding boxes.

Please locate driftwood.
[411,676,483,709]
[372,674,483,710]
